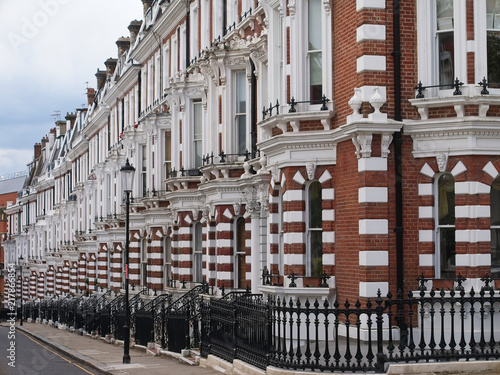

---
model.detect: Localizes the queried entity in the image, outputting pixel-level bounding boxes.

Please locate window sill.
[259,109,335,137]
[409,94,500,120]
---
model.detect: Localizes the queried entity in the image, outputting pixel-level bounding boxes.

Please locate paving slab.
[11,322,220,375]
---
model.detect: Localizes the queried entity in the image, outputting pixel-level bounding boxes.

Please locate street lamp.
[18,255,24,326]
[120,158,135,364]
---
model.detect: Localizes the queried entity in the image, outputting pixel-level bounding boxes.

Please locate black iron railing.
[202,150,255,166]
[414,78,464,98]
[201,275,500,372]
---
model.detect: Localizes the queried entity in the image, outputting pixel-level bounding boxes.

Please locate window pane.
[487,0,500,29]
[437,0,453,30]
[310,231,323,277]
[492,228,500,278]
[440,227,456,279]
[237,115,246,155]
[308,0,322,102]
[438,174,455,225]
[194,102,203,168]
[308,0,322,51]
[438,32,454,87]
[236,72,246,113]
[309,181,322,228]
[487,32,500,86]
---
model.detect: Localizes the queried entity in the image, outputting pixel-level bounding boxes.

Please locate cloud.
[0,149,33,175]
[0,0,143,176]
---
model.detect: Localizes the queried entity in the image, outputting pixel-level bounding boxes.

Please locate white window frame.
[306,180,323,277]
[434,172,456,279]
[288,0,332,111]
[417,0,467,98]
[235,70,247,156]
[164,236,172,288]
[193,222,203,283]
[193,99,203,169]
[141,145,147,197]
[234,217,247,289]
[141,238,148,287]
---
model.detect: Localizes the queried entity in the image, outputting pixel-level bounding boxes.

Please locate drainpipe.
[392,0,403,295]
[250,60,257,158]
[185,0,190,69]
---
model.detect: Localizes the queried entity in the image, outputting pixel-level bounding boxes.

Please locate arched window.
[236,217,247,289]
[193,222,203,283]
[491,177,500,278]
[437,173,455,279]
[164,237,172,288]
[307,181,323,276]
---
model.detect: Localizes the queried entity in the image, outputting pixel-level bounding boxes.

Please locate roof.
[0,175,26,195]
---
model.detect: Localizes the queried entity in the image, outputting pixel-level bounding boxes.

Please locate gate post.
[375,290,386,372]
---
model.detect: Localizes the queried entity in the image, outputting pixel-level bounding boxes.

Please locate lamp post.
[120,158,135,364]
[18,255,24,326]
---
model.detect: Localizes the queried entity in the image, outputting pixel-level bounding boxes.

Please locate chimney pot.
[104,58,118,79]
[116,37,131,56]
[128,20,142,45]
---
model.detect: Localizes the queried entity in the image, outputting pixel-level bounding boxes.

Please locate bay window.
[235,71,247,155]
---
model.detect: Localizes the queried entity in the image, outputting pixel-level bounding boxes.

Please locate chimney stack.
[116,37,131,56]
[41,136,48,150]
[56,120,66,138]
[95,69,107,90]
[104,58,118,80]
[65,112,77,129]
[128,20,142,45]
[87,88,96,105]
[142,0,154,15]
[34,143,42,159]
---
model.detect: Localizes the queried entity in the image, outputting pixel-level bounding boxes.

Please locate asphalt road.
[0,324,107,375]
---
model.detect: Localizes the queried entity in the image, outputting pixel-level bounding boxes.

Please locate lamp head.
[120,159,136,193]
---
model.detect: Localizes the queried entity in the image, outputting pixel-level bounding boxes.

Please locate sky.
[0,0,144,177]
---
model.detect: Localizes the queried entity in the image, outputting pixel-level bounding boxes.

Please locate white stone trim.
[359,281,388,298]
[455,254,491,267]
[284,232,306,243]
[419,254,435,267]
[319,170,333,183]
[358,157,387,172]
[419,230,434,242]
[455,229,491,243]
[216,239,232,248]
[356,55,386,72]
[283,189,303,202]
[359,251,388,266]
[418,183,433,196]
[418,206,434,219]
[455,181,490,195]
[322,209,335,221]
[483,161,499,180]
[322,231,335,243]
[283,211,304,222]
[177,240,192,248]
[323,253,335,265]
[216,256,233,264]
[359,187,388,203]
[359,219,388,235]
[284,254,306,264]
[293,171,306,185]
[356,0,385,11]
[451,161,467,177]
[455,205,490,219]
[178,227,191,235]
[356,24,386,42]
[420,163,435,178]
[322,188,335,200]
[223,208,233,219]
[216,222,232,231]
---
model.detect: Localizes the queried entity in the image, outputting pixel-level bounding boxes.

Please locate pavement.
[11,321,220,375]
[7,321,500,375]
